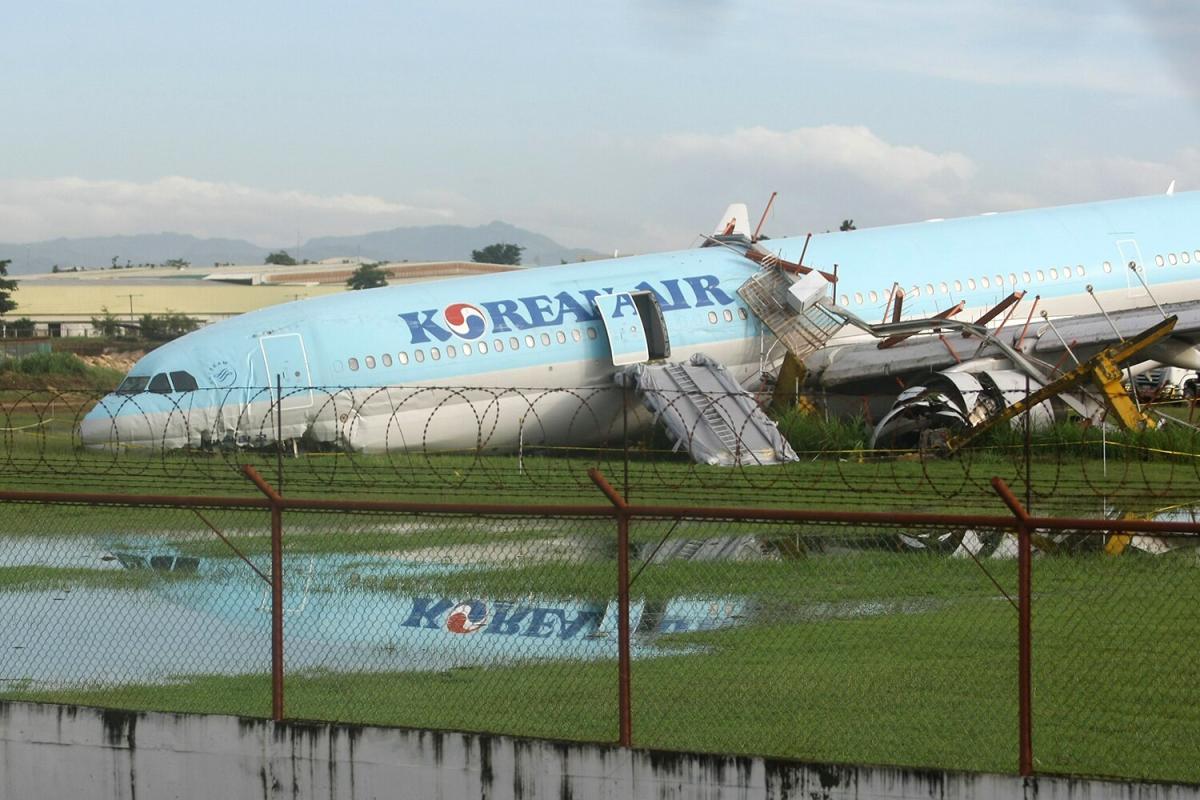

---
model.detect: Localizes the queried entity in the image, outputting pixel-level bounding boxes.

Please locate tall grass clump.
[774,407,871,457]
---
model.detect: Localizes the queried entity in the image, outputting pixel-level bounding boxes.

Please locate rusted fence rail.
[0,468,1196,782]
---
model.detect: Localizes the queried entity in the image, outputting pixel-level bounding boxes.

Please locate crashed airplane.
[81,189,1200,460]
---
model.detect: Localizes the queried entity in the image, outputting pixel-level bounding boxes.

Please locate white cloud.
[1031,147,1200,204]
[0,176,455,245]
[661,125,976,188]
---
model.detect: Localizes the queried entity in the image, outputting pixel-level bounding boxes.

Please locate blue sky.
[1,1,1197,252]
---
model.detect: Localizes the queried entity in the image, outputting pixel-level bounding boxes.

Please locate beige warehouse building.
[9,260,517,335]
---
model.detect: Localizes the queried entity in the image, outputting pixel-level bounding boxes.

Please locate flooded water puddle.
[0,534,749,690]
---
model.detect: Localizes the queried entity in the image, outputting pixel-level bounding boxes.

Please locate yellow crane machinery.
[770,352,817,416]
[939,315,1177,454]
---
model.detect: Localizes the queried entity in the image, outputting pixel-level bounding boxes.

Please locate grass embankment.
[4,552,1196,782]
[0,352,123,391]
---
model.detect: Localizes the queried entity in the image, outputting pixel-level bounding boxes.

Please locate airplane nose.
[79,395,122,449]
[80,394,166,450]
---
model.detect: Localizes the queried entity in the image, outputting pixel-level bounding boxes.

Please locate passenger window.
[1169,253,1178,266]
[1103,262,1111,273]
[414,350,425,363]
[540,333,551,346]
[724,309,734,321]
[1077,265,1086,276]
[494,339,504,352]
[738,307,749,319]
[510,337,520,350]
[980,277,989,289]
[148,373,172,394]
[1036,270,1045,281]
[478,341,487,354]
[525,335,535,348]
[572,329,582,342]
[708,311,719,324]
[365,355,376,369]
[556,331,566,344]
[1182,252,1191,264]
[348,358,360,371]
[1049,268,1058,280]
[1155,255,1165,267]
[169,371,198,392]
[967,278,976,290]
[852,295,862,306]
[430,347,441,361]
[462,343,472,356]
[446,345,456,358]
[587,328,597,340]
[953,280,962,292]
[398,352,409,365]
[382,353,393,367]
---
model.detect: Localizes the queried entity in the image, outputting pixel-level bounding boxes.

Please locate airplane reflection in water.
[80,189,1200,456]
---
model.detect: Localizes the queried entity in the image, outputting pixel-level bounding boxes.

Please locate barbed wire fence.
[2,383,1200,517]
[0,464,1196,782]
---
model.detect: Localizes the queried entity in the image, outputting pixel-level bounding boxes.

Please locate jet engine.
[870,369,1055,450]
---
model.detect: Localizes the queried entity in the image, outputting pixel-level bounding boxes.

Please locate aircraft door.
[594,291,671,366]
[1116,239,1147,298]
[259,333,314,410]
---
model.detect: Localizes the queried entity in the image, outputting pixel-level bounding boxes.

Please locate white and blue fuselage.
[81,191,1200,452]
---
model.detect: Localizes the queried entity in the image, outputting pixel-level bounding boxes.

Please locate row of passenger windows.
[837,249,1200,307]
[706,307,750,325]
[1154,250,1200,267]
[347,327,599,371]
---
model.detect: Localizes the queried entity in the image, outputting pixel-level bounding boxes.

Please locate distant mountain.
[0,233,267,275]
[0,222,604,275]
[296,221,602,267]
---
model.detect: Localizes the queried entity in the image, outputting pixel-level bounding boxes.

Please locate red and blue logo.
[443,303,487,339]
[446,600,487,634]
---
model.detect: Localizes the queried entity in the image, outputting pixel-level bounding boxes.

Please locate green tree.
[0,259,17,317]
[90,306,126,338]
[138,311,201,342]
[165,258,190,268]
[346,262,389,291]
[265,250,298,266]
[471,243,523,265]
[839,219,857,231]
[11,317,35,337]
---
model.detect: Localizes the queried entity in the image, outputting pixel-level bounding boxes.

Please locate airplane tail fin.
[713,203,751,237]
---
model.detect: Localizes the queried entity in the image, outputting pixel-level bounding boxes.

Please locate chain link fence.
[0,474,1197,783]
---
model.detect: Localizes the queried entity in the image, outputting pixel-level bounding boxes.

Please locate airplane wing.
[805,300,1200,392]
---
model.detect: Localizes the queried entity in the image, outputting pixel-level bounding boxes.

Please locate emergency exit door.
[259,333,314,409]
[593,291,671,366]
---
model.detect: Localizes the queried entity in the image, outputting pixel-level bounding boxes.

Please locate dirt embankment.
[78,351,143,374]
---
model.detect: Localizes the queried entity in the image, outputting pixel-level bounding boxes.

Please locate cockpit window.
[148,373,172,394]
[116,375,151,395]
[169,371,198,392]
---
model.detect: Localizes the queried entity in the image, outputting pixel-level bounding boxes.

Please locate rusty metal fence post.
[243,465,286,722]
[588,468,632,747]
[992,477,1034,777]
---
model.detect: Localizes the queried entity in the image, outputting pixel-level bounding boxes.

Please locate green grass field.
[2,536,1197,783]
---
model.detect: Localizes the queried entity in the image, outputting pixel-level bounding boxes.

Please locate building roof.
[11,260,518,322]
